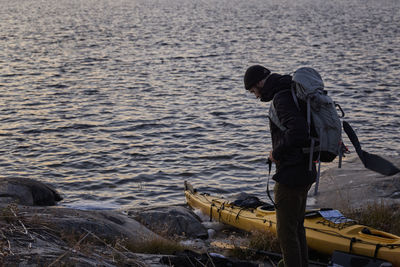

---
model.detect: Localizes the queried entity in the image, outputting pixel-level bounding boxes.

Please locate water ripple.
[0,0,399,209]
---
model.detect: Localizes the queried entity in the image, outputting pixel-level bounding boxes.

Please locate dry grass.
[0,203,19,224]
[229,229,280,261]
[342,200,400,235]
[248,229,280,252]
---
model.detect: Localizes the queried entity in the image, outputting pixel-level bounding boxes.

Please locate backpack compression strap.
[291,85,320,172]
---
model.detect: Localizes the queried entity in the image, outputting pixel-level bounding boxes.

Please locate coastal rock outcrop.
[0,178,63,206]
[129,205,208,239]
[0,204,164,266]
[315,156,400,210]
[17,206,160,242]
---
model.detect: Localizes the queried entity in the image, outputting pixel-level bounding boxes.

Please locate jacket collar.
[260,74,292,102]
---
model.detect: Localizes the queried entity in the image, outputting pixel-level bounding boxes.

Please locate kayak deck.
[184,182,400,266]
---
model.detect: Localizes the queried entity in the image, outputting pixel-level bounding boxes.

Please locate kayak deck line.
[184,181,400,266]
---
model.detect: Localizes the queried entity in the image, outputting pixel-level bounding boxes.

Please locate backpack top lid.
[292,67,324,91]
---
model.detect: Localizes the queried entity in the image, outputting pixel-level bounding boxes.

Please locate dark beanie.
[244,65,271,90]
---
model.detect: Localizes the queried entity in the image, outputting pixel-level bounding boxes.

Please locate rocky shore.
[0,178,258,266]
[1,156,399,266]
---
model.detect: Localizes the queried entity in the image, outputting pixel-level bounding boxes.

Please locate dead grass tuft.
[248,229,280,252]
[343,200,400,235]
[229,229,280,261]
[0,203,19,224]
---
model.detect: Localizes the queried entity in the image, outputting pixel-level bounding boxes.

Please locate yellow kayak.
[184,182,400,266]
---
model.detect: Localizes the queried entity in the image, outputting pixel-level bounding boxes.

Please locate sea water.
[0,0,399,209]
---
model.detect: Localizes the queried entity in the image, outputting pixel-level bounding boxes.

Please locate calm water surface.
[0,0,399,209]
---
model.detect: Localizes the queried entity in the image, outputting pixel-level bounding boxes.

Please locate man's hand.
[269,150,279,164]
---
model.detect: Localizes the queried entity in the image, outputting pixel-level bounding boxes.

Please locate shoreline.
[1,155,399,266]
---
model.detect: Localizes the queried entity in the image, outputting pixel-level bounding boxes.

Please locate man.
[243,65,317,267]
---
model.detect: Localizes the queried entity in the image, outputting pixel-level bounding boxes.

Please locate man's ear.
[256,78,265,88]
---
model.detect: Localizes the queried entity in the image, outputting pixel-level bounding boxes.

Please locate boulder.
[129,205,208,239]
[0,178,63,206]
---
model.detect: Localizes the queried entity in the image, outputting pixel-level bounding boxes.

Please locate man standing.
[243,65,317,267]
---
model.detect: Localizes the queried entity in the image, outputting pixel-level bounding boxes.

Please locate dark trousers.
[274,182,311,267]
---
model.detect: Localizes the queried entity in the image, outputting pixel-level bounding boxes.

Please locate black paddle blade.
[343,121,400,176]
[361,151,400,176]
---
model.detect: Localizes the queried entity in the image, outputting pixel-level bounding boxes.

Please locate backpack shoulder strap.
[267,89,291,132]
[268,101,286,132]
[291,84,300,111]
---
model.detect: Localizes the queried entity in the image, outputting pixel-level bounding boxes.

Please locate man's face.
[249,83,262,99]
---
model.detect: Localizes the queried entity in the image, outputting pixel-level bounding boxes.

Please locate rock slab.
[315,156,400,210]
[129,205,209,239]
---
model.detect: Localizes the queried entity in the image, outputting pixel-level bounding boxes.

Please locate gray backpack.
[269,67,345,194]
[292,67,344,163]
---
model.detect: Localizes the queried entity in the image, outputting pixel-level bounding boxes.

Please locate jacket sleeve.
[271,92,310,161]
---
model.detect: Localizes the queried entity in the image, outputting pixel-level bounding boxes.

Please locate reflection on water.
[0,0,399,209]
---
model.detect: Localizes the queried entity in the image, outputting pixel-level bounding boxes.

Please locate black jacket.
[261,74,316,187]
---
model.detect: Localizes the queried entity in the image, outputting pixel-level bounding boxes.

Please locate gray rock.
[129,205,208,239]
[15,206,160,242]
[0,178,63,206]
[0,204,162,266]
[315,156,400,210]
